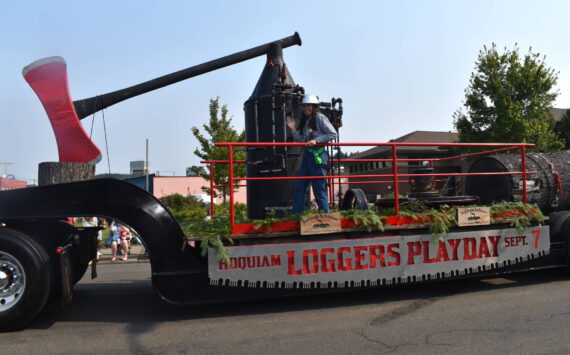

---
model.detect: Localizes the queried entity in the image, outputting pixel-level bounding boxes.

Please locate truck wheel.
[548,211,570,272]
[0,229,52,332]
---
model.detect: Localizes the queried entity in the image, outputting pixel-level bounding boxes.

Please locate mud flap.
[91,258,97,279]
[88,230,98,280]
[59,248,74,308]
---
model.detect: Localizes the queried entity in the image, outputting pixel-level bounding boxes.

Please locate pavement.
[12,267,570,353]
[97,243,149,264]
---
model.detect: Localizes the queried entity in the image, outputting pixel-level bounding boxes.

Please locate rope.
[85,97,99,162]
[88,111,96,140]
[101,108,111,174]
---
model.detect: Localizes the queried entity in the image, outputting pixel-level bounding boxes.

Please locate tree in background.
[332,150,349,159]
[554,110,570,149]
[160,193,207,221]
[191,97,245,204]
[453,44,563,151]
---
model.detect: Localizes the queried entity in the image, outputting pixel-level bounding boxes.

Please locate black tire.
[548,211,570,272]
[0,228,52,332]
[11,220,90,285]
[547,211,570,241]
[342,188,368,210]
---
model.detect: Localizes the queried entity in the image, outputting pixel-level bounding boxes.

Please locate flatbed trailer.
[2,31,569,332]
[1,140,570,332]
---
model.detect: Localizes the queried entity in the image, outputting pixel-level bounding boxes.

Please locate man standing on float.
[286,94,337,214]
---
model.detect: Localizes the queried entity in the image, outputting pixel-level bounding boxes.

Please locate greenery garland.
[180,215,233,262]
[251,210,295,232]
[398,201,545,241]
[340,208,385,232]
[489,201,545,231]
[163,193,545,262]
[398,208,457,241]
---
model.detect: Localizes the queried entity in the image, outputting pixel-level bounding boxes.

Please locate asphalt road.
[2,262,570,354]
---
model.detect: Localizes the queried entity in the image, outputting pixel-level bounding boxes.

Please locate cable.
[101,108,111,174]
[85,97,99,162]
[88,112,96,139]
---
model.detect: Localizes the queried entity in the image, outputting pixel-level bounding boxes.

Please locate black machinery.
[373,167,479,211]
[68,32,344,219]
[244,42,343,218]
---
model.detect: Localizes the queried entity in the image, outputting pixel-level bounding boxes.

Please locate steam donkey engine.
[23,32,344,219]
[243,42,343,218]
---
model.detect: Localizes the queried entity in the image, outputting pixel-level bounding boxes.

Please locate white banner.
[208,226,550,288]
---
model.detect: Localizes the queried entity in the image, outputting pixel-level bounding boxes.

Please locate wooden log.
[465,150,570,211]
[38,162,95,186]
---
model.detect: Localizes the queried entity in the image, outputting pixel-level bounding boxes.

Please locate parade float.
[1,32,568,332]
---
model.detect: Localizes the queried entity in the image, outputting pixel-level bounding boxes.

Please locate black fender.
[0,180,324,305]
[0,179,344,304]
[0,179,205,283]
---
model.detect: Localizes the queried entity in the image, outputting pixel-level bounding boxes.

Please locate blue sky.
[2,0,570,181]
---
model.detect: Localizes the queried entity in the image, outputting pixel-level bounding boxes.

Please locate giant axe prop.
[22,32,302,164]
[23,57,102,164]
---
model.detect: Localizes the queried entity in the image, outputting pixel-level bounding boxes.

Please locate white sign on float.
[208,226,550,288]
[300,213,342,235]
[457,207,491,226]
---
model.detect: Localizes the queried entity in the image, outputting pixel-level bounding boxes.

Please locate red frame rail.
[202,141,535,234]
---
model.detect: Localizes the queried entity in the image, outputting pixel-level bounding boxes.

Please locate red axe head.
[23,57,101,164]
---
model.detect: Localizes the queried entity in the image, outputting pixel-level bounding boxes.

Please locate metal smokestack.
[244,40,304,219]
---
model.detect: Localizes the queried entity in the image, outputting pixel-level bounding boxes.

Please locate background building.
[0,177,27,191]
[130,160,148,175]
[123,174,246,204]
[346,131,460,198]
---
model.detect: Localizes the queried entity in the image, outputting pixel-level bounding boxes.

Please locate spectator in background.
[118,225,131,261]
[107,220,130,262]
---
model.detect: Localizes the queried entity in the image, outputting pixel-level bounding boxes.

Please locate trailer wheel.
[548,212,570,240]
[548,211,570,272]
[342,188,368,210]
[0,229,52,332]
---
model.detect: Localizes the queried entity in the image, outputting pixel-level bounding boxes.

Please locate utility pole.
[0,163,14,178]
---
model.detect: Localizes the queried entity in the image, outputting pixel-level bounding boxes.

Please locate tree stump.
[38,162,95,186]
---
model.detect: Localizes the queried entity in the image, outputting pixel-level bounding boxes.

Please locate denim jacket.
[292,112,337,144]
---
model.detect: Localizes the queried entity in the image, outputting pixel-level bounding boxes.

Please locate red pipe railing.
[228,145,235,228]
[202,141,535,234]
[232,171,531,181]
[209,162,215,216]
[521,145,527,203]
[391,145,400,214]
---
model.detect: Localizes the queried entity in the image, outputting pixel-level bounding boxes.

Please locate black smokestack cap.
[250,42,295,97]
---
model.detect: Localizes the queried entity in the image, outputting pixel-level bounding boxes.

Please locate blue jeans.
[292,149,329,214]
